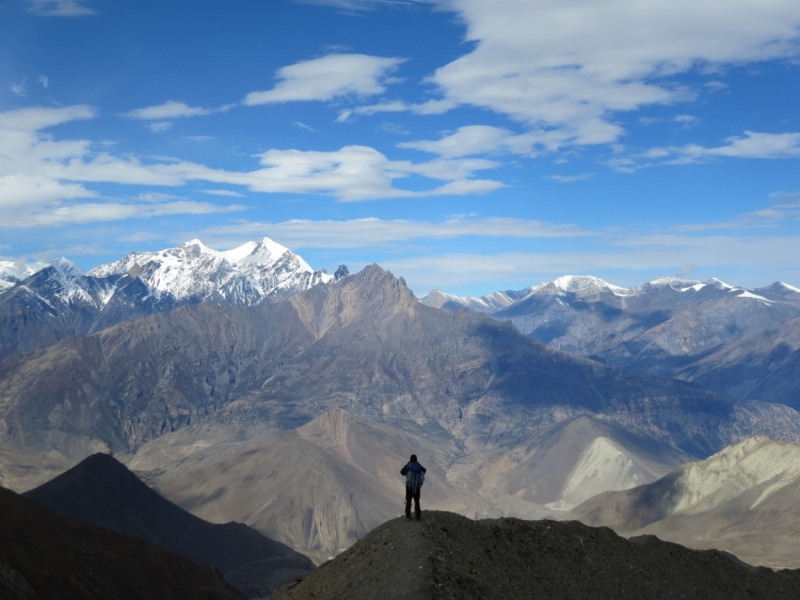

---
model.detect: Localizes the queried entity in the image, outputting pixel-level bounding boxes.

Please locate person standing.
[401,454,426,520]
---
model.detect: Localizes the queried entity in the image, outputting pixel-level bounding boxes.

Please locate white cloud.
[200,216,592,249]
[28,0,95,16]
[293,0,414,8]
[343,0,800,148]
[383,235,800,290]
[5,201,243,228]
[148,122,173,133]
[123,101,216,120]
[11,83,27,97]
[673,114,699,128]
[606,131,800,172]
[0,104,501,229]
[679,131,800,159]
[202,189,245,197]
[39,75,50,89]
[293,121,317,132]
[543,173,595,183]
[243,54,405,105]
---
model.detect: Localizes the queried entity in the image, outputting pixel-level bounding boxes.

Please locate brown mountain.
[269,510,800,600]
[1,265,799,490]
[22,453,314,595]
[563,436,800,569]
[0,485,240,600]
[152,409,691,559]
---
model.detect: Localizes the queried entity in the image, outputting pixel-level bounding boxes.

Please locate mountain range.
[3,239,800,567]
[0,238,342,361]
[424,275,800,410]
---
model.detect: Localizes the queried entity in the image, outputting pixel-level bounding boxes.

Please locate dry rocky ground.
[270,511,800,600]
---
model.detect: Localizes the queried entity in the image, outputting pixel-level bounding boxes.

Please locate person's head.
[410,454,417,462]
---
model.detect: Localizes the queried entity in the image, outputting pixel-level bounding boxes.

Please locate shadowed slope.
[23,453,314,594]
[0,486,240,600]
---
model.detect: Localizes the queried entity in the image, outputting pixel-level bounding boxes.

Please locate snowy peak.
[221,237,294,268]
[85,237,331,305]
[422,287,532,314]
[50,257,84,277]
[0,258,80,293]
[549,275,627,296]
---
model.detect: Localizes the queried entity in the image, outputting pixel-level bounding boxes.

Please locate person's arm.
[401,463,409,476]
[421,465,427,473]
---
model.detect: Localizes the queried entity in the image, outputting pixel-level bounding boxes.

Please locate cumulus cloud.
[28,0,95,16]
[200,216,592,249]
[193,145,503,201]
[0,105,501,228]
[344,0,800,148]
[243,54,405,105]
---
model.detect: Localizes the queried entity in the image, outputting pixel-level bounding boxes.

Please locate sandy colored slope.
[565,436,800,568]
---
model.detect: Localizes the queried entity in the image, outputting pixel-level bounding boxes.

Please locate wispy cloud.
[11,82,27,97]
[28,0,95,16]
[382,235,800,291]
[607,131,800,172]
[199,216,593,249]
[243,54,405,105]
[39,75,50,89]
[123,101,223,120]
[543,173,595,183]
[148,122,173,133]
[201,189,245,197]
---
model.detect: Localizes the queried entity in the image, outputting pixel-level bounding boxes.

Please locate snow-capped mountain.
[0,238,342,360]
[430,274,800,410]
[422,287,534,313]
[89,238,333,305]
[0,258,82,293]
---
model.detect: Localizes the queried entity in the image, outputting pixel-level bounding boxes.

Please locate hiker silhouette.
[400,454,426,520]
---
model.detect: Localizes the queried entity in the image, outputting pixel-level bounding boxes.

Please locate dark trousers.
[405,485,421,517]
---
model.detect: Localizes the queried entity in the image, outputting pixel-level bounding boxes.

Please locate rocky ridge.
[270,510,800,600]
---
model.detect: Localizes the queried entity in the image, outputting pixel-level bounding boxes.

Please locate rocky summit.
[272,511,800,600]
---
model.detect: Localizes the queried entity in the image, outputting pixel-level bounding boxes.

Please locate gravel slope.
[270,511,800,600]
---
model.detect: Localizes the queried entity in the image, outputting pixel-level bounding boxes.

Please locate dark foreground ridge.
[271,511,800,600]
[0,486,240,600]
[22,453,314,596]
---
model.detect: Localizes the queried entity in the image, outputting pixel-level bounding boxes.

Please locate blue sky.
[1,0,799,296]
